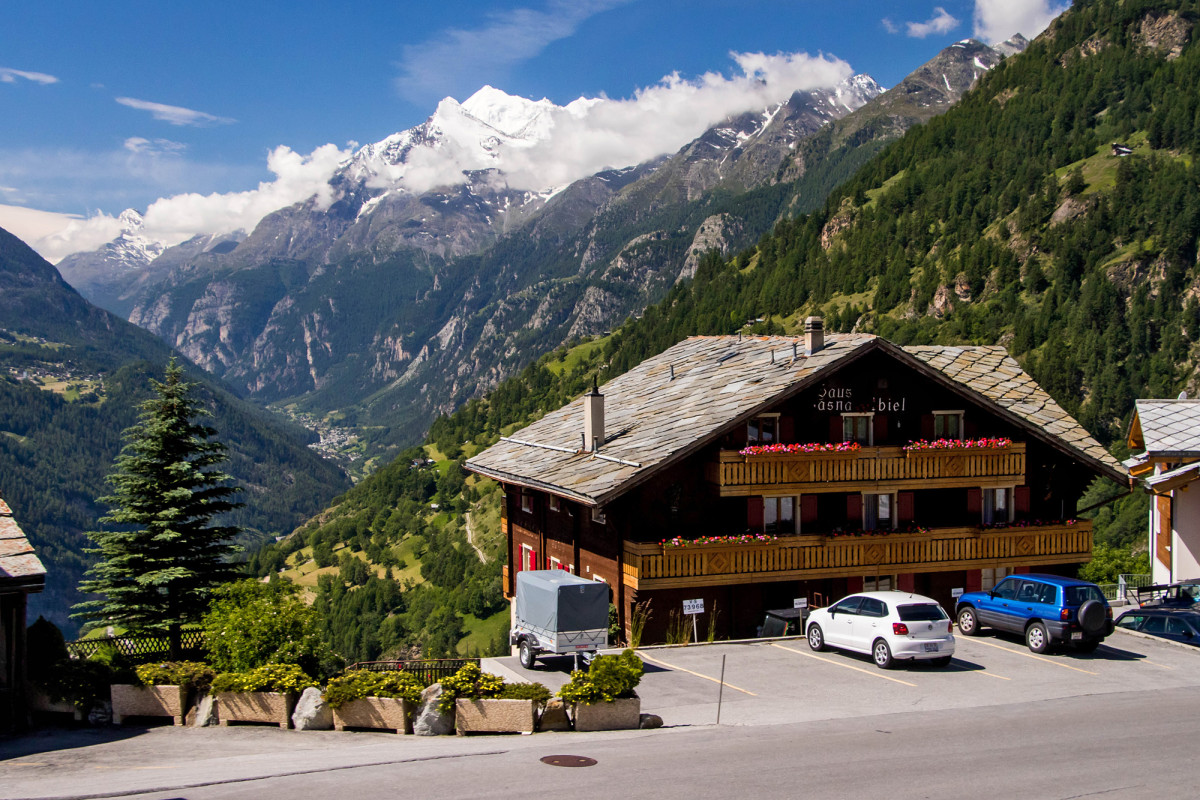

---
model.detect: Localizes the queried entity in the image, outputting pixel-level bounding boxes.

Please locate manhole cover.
[541,755,597,768]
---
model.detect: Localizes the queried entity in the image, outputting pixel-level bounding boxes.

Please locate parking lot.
[490,627,1200,727]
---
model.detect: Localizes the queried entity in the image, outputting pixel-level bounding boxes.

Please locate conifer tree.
[74,360,242,657]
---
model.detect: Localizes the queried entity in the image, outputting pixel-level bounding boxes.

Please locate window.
[1117,614,1144,630]
[859,598,888,618]
[748,414,780,445]
[1144,616,1168,634]
[983,488,1013,524]
[992,578,1020,600]
[864,575,894,592]
[591,508,607,525]
[520,493,533,514]
[548,496,561,513]
[933,410,964,440]
[981,567,1013,591]
[842,413,873,445]
[521,544,536,572]
[898,604,948,622]
[831,597,863,615]
[549,557,563,570]
[763,496,796,534]
[863,493,895,530]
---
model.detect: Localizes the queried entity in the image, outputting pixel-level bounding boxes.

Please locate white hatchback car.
[806,591,955,669]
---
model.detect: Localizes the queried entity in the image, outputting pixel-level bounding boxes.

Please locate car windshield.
[1064,585,1105,605]
[898,603,947,622]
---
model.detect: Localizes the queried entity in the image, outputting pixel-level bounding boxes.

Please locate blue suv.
[955,574,1114,653]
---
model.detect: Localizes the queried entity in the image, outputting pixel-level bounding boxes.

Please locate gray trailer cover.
[515,570,609,633]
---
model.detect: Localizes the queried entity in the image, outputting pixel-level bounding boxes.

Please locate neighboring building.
[0,496,46,730]
[466,321,1125,642]
[1126,399,1200,584]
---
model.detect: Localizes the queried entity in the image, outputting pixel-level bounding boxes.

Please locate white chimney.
[584,378,604,452]
[804,316,824,356]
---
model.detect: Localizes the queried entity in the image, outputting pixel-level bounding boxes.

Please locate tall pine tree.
[74,360,242,656]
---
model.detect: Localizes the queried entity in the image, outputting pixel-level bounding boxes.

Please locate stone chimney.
[584,378,604,452]
[804,316,824,356]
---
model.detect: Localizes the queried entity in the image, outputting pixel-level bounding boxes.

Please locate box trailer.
[511,570,609,670]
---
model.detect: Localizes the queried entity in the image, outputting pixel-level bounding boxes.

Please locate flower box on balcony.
[111,684,190,726]
[332,696,413,734]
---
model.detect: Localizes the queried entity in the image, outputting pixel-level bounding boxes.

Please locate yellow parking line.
[638,653,757,696]
[945,662,1010,680]
[771,643,918,687]
[961,637,1099,675]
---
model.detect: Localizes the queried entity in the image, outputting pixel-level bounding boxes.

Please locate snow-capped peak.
[118,208,145,234]
[459,85,557,139]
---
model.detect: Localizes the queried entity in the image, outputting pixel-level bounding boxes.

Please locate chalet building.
[1126,399,1200,584]
[466,321,1125,643]
[0,496,46,731]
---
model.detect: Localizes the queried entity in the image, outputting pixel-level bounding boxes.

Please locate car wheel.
[1074,640,1100,654]
[1026,622,1050,654]
[930,655,952,667]
[518,639,537,669]
[872,638,895,669]
[807,623,826,652]
[957,606,980,636]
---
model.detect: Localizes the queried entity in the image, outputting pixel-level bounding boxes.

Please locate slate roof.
[0,497,47,588]
[1129,400,1200,457]
[466,335,1124,506]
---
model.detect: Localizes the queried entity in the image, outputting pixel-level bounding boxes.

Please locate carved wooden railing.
[622,520,1091,590]
[708,443,1026,495]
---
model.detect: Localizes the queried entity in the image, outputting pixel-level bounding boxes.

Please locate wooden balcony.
[707,443,1026,496]
[621,520,1090,591]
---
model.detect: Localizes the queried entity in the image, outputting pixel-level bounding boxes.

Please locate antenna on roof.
[770,350,775,364]
[669,364,675,381]
[792,342,798,361]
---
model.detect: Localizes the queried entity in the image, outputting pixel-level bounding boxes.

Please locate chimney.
[584,377,605,452]
[804,316,824,356]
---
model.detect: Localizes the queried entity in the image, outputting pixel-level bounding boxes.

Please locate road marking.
[770,643,918,687]
[638,653,757,696]
[960,638,1100,675]
[945,662,1010,680]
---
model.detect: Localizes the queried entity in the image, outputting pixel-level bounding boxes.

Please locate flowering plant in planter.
[740,441,861,456]
[661,533,778,548]
[903,437,1012,451]
[211,663,316,694]
[827,524,931,538]
[557,649,643,705]
[323,669,424,709]
[977,519,1076,531]
[135,661,214,691]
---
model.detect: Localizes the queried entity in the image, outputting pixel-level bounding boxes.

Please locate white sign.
[683,599,705,615]
[793,598,809,609]
[951,588,964,599]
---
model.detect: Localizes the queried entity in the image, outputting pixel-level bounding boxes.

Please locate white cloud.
[974,0,1067,44]
[907,7,960,38]
[0,67,59,85]
[123,137,188,155]
[115,97,235,127]
[882,18,899,34]
[27,213,125,262]
[0,204,94,252]
[396,0,628,104]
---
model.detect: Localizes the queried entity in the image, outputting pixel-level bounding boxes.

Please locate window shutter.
[964,417,979,437]
[747,498,764,531]
[1014,486,1031,513]
[897,491,914,522]
[830,416,843,442]
[966,488,982,514]
[846,494,862,524]
[779,416,794,443]
[873,414,888,445]
[921,414,935,439]
[801,495,819,525]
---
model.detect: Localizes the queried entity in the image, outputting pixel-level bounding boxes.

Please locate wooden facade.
[469,333,1123,644]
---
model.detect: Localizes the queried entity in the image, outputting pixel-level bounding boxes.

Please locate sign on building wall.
[683,598,705,615]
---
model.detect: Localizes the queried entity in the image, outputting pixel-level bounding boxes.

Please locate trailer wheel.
[519,639,538,670]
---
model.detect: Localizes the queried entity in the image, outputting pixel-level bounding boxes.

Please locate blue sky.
[0,0,1066,257]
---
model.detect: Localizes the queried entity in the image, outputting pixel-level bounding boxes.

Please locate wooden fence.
[347,658,479,684]
[66,629,206,661]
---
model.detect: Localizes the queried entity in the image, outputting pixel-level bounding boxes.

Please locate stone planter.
[571,697,641,732]
[28,689,84,721]
[331,696,413,734]
[455,698,537,734]
[217,691,295,729]
[111,684,190,726]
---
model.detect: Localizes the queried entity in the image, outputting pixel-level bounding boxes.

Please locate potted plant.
[324,669,425,734]
[438,662,550,734]
[112,661,214,726]
[212,663,315,728]
[557,649,644,732]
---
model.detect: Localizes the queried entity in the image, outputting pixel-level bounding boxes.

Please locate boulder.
[292,687,333,731]
[412,683,454,736]
[191,693,218,727]
[639,713,663,729]
[538,699,571,732]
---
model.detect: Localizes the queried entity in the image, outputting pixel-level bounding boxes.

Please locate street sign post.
[683,599,704,642]
[793,598,808,609]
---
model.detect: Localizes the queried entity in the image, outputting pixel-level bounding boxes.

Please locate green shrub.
[497,682,552,705]
[37,660,113,712]
[211,663,316,694]
[135,661,214,690]
[557,649,643,705]
[323,670,425,709]
[202,579,337,677]
[436,662,504,713]
[88,643,137,684]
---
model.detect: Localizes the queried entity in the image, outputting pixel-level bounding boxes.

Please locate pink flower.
[740,441,862,456]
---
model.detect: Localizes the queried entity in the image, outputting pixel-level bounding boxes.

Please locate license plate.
[923,643,939,652]
[576,644,592,649]
[1070,632,1083,641]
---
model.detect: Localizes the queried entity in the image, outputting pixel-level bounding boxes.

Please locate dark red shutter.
[966,488,982,515]
[830,416,843,442]
[1014,486,1031,514]
[921,414,935,439]
[747,498,764,531]
[801,495,819,525]
[964,418,979,437]
[779,416,794,444]
[846,494,862,524]
[897,491,914,523]
[873,414,888,445]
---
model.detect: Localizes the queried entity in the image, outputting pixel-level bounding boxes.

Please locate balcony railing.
[707,443,1026,496]
[621,520,1090,591]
